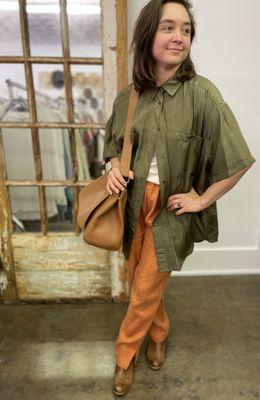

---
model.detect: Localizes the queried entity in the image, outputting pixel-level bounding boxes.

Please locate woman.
[103,0,256,396]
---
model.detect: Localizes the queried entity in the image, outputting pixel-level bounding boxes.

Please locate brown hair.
[129,0,197,93]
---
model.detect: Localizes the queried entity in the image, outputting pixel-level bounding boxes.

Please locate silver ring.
[175,202,181,209]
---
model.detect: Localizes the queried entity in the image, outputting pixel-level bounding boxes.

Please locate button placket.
[155,90,163,133]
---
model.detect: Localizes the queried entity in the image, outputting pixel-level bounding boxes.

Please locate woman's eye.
[162,26,190,34]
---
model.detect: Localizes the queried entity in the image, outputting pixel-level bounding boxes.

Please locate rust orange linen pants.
[115,181,172,369]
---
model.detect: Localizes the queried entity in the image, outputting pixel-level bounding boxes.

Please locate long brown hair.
[129,0,197,93]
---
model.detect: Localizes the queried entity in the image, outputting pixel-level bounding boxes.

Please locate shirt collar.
[144,74,183,101]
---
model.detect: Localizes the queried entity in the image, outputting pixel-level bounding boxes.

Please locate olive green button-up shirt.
[103,73,256,272]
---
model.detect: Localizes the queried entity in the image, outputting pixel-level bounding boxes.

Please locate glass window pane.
[71,64,104,124]
[1,128,36,180]
[10,186,40,232]
[39,126,93,181]
[47,186,73,232]
[10,186,74,233]
[39,128,73,181]
[74,128,91,180]
[27,0,62,57]
[71,64,104,178]
[68,0,102,58]
[32,63,67,122]
[0,0,23,55]
[0,64,29,122]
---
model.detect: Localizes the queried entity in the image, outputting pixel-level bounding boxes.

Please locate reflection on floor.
[0,275,259,400]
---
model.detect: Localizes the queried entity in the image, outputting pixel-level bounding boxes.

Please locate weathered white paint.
[12,233,111,301]
[0,270,8,293]
[0,207,9,269]
[16,270,111,301]
[110,250,128,300]
[101,0,118,120]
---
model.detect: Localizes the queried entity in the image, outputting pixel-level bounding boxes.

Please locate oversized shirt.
[103,73,256,272]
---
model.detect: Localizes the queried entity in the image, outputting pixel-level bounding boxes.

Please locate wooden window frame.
[0,0,128,301]
[0,0,127,233]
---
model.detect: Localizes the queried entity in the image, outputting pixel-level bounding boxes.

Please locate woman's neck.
[155,65,179,87]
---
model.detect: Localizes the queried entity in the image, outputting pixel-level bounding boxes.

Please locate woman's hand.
[167,187,204,215]
[106,167,134,195]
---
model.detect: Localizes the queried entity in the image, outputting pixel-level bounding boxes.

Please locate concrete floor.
[0,275,260,400]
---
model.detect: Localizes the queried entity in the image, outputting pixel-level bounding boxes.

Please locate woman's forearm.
[199,164,253,209]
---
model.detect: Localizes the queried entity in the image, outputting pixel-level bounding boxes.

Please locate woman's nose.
[171,29,183,42]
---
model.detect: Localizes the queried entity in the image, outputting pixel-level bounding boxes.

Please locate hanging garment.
[1,105,67,219]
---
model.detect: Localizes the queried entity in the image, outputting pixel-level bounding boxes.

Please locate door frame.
[0,0,128,304]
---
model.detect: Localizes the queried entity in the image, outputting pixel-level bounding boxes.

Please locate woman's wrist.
[111,157,120,169]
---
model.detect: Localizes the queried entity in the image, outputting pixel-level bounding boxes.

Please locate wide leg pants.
[115,181,172,369]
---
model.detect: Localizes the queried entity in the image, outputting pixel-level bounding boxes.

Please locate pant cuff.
[116,346,140,370]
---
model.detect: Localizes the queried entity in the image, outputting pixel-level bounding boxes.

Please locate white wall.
[127,0,260,275]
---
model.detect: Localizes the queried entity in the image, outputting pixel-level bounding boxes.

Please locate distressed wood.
[16,271,111,302]
[5,180,93,186]
[12,233,111,301]
[116,0,128,92]
[101,0,117,120]
[101,0,129,301]
[0,56,103,64]
[0,129,18,303]
[20,0,49,234]
[110,250,129,302]
[59,0,80,235]
[0,122,104,128]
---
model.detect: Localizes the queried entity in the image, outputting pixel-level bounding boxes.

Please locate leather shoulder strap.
[119,84,139,179]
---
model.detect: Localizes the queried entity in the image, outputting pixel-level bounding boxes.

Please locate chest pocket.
[168,133,203,179]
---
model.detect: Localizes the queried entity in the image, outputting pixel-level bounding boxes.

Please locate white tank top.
[147,152,160,185]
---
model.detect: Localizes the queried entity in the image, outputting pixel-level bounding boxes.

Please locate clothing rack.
[0,78,67,120]
[5,78,63,108]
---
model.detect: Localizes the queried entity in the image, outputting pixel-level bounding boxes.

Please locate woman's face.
[152,2,191,72]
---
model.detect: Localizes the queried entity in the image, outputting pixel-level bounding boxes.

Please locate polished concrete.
[0,275,260,400]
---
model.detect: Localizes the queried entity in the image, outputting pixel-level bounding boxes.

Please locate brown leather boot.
[145,337,167,370]
[112,355,138,396]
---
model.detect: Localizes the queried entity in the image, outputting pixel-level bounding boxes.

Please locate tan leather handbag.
[77,84,139,250]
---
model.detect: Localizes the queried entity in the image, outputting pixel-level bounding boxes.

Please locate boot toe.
[145,338,167,370]
[151,360,160,367]
[112,359,134,396]
[113,383,129,395]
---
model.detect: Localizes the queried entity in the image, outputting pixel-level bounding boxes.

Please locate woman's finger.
[109,169,126,188]
[108,182,120,194]
[109,171,125,187]
[106,184,113,195]
[109,174,125,191]
[114,170,127,187]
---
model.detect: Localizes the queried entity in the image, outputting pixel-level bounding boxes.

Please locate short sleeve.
[102,99,121,163]
[203,95,256,184]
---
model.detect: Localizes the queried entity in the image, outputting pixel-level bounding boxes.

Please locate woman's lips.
[167,48,182,53]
